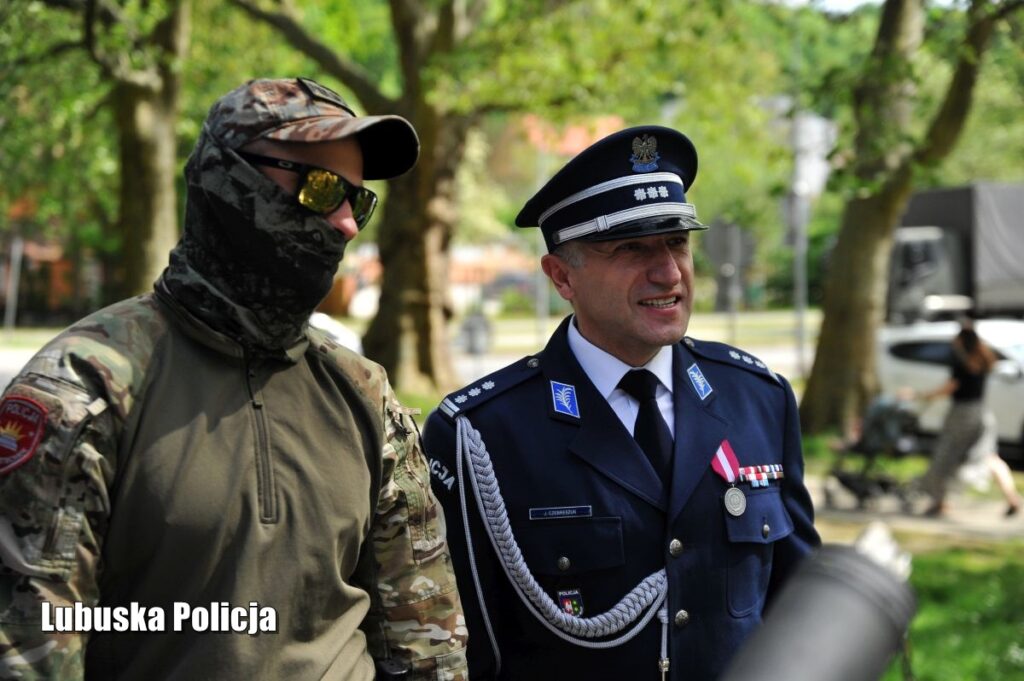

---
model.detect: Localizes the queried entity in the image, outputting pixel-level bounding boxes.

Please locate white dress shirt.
[567,319,675,438]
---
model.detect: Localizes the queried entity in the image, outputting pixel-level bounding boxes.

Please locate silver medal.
[724,487,746,517]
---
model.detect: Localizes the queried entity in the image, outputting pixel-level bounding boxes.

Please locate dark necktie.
[617,369,673,481]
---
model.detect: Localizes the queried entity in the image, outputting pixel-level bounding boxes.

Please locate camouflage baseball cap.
[204,77,419,180]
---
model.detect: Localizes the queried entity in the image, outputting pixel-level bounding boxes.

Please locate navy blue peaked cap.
[516,125,706,251]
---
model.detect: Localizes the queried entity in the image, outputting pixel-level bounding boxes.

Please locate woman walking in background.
[913,319,1023,518]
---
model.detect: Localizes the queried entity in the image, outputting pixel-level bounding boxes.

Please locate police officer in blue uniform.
[423,126,820,680]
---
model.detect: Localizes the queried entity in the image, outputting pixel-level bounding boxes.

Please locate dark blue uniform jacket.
[424,318,820,680]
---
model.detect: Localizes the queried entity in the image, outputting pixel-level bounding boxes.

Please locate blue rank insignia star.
[550,381,580,418]
[687,363,714,401]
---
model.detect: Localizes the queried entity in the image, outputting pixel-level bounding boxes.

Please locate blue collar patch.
[550,381,580,418]
[687,363,713,401]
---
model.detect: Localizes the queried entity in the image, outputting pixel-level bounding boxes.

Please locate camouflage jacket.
[0,290,467,679]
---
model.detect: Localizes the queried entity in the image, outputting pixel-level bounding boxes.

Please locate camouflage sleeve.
[0,370,116,679]
[363,383,468,681]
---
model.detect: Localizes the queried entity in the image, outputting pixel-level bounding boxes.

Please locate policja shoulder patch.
[0,395,48,475]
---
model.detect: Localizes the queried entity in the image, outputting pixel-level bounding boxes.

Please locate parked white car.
[876,319,1024,454]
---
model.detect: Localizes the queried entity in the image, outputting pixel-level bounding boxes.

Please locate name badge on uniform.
[529,505,593,520]
[550,381,580,418]
[686,363,713,401]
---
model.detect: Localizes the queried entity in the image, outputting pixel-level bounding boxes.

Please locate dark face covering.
[159,131,348,355]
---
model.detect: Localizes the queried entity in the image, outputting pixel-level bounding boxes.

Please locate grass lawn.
[396,390,445,419]
[0,327,64,348]
[882,541,1024,681]
[804,433,1024,680]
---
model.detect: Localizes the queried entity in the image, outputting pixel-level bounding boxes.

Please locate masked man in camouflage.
[0,78,467,680]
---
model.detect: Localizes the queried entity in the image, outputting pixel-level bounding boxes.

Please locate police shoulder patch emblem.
[0,396,48,475]
[558,589,584,616]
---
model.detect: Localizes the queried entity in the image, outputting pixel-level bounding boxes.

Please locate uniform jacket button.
[674,609,690,627]
[527,357,540,368]
[762,523,771,539]
[557,556,571,571]
[668,539,683,557]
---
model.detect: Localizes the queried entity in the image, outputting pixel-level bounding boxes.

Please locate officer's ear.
[541,252,575,303]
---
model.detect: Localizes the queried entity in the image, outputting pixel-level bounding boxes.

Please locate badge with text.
[550,381,580,418]
[529,505,592,521]
[558,589,584,616]
[0,396,48,475]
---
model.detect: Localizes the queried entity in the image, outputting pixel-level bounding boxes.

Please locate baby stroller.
[824,395,921,511]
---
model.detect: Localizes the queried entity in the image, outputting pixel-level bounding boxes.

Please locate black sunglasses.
[238,151,378,229]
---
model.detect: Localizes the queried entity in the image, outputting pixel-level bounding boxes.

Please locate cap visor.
[263,115,420,180]
[579,216,707,243]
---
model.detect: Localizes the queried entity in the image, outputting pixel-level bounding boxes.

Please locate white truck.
[886,183,1024,323]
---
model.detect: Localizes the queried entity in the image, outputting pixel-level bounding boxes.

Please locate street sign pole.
[4,236,24,337]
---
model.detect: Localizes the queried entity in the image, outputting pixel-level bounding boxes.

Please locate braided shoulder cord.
[455,415,668,652]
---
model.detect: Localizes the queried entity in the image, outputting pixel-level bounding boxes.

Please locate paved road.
[0,348,40,391]
[808,473,1023,543]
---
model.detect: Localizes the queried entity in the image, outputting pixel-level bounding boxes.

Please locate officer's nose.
[648,243,683,286]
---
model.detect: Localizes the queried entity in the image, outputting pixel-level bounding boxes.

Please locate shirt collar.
[567,317,674,399]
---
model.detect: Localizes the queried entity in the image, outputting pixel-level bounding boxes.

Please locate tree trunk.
[801,175,914,435]
[110,84,179,298]
[107,1,190,300]
[363,113,471,394]
[799,0,1012,435]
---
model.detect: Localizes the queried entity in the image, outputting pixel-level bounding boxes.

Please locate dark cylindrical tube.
[721,545,916,681]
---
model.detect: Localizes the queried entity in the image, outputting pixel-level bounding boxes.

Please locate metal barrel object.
[721,543,916,681]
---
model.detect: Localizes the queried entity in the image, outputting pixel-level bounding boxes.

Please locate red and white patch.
[712,439,741,483]
[0,396,48,475]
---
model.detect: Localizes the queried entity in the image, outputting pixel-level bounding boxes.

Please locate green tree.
[1,4,118,313]
[229,0,794,392]
[801,0,1024,435]
[2,0,190,302]
[227,0,482,392]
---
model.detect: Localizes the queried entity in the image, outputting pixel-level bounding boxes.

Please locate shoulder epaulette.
[683,337,781,384]
[438,355,542,421]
